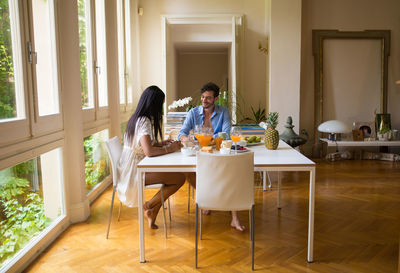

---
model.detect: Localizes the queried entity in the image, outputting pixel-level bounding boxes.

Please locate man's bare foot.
[231,219,246,232]
[202,210,211,215]
[143,203,158,229]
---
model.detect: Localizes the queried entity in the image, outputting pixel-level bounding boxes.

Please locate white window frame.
[0,0,63,146]
[117,0,134,115]
[80,0,109,128]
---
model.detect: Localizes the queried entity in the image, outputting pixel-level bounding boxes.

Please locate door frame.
[161,14,243,124]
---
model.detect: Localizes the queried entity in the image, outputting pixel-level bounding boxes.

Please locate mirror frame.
[312,29,390,152]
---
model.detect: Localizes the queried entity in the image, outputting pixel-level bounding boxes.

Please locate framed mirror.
[312,29,390,154]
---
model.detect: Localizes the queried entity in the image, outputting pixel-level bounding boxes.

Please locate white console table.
[320,138,400,157]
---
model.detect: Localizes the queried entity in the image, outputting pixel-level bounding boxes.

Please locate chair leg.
[117,201,122,221]
[195,204,199,268]
[199,209,202,240]
[188,183,191,213]
[167,198,172,222]
[106,186,116,239]
[263,171,267,191]
[249,210,252,241]
[160,186,167,238]
[252,205,255,271]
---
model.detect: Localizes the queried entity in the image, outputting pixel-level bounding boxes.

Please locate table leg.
[263,171,267,191]
[307,168,315,262]
[277,171,281,209]
[139,171,146,263]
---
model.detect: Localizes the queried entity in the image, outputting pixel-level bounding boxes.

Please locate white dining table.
[137,140,316,263]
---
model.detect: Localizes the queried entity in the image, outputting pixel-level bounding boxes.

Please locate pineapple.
[264,112,279,150]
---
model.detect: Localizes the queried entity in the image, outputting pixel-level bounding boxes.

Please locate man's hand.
[180,135,190,142]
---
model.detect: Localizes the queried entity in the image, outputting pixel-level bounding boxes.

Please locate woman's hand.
[166,141,181,153]
[162,139,174,145]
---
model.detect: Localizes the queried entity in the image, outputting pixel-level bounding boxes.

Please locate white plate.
[246,141,264,146]
[231,148,250,153]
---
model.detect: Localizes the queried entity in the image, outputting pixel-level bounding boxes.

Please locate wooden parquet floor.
[26,160,400,273]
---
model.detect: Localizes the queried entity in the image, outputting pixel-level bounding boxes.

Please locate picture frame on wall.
[353,121,376,140]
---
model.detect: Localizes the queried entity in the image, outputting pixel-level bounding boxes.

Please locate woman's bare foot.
[231,212,245,232]
[143,202,158,229]
[230,219,246,232]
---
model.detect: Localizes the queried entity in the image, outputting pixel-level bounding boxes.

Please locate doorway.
[161,14,242,123]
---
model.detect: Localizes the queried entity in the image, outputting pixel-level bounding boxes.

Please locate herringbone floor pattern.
[27,160,400,272]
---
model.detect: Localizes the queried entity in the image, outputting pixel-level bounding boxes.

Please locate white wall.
[301,0,400,156]
[269,0,302,134]
[177,51,228,102]
[138,0,268,120]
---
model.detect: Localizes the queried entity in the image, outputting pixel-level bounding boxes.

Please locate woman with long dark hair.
[117,86,185,229]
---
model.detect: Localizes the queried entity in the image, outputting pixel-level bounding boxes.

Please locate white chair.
[105,136,171,239]
[195,151,255,270]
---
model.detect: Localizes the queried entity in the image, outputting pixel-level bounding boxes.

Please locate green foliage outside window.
[84,134,110,191]
[0,161,50,267]
[0,0,17,119]
[78,0,89,107]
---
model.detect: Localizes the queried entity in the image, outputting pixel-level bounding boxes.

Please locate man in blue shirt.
[178,82,231,142]
[179,82,245,231]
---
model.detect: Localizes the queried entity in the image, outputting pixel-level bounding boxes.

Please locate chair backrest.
[195,152,254,211]
[105,136,122,186]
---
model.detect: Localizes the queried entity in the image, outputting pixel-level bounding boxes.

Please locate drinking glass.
[230,126,242,154]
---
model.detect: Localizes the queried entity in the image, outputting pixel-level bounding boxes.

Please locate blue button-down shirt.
[177,105,231,140]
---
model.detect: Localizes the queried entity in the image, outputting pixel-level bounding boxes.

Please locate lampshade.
[318,120,351,134]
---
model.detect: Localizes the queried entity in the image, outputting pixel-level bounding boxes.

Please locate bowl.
[238,140,247,147]
[181,147,195,156]
[220,147,231,155]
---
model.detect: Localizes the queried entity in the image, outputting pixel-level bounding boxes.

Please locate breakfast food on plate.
[245,136,262,143]
[231,145,247,151]
[221,140,232,149]
[200,146,213,153]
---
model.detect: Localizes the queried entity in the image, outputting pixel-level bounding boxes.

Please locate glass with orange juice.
[230,126,242,154]
[215,137,223,151]
[215,131,227,151]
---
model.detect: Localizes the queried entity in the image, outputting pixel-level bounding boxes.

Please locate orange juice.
[231,135,241,143]
[215,137,223,151]
[195,134,204,146]
[200,135,212,147]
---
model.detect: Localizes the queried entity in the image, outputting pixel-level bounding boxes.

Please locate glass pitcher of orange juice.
[194,125,213,147]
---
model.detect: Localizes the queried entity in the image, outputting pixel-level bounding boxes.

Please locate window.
[84,129,110,194]
[0,148,65,269]
[117,0,133,112]
[0,0,62,144]
[78,0,108,123]
[78,0,94,108]
[0,0,25,121]
[31,0,60,117]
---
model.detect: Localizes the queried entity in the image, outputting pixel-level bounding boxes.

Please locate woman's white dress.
[117,117,153,207]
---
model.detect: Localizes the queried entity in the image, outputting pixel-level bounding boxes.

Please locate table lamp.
[318,120,351,141]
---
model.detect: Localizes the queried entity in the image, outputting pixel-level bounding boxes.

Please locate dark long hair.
[125,86,165,143]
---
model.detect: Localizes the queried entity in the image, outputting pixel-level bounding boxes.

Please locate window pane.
[84,129,110,193]
[78,0,94,109]
[124,0,133,105]
[32,0,59,116]
[0,0,25,121]
[95,0,108,107]
[117,0,125,105]
[0,148,64,268]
